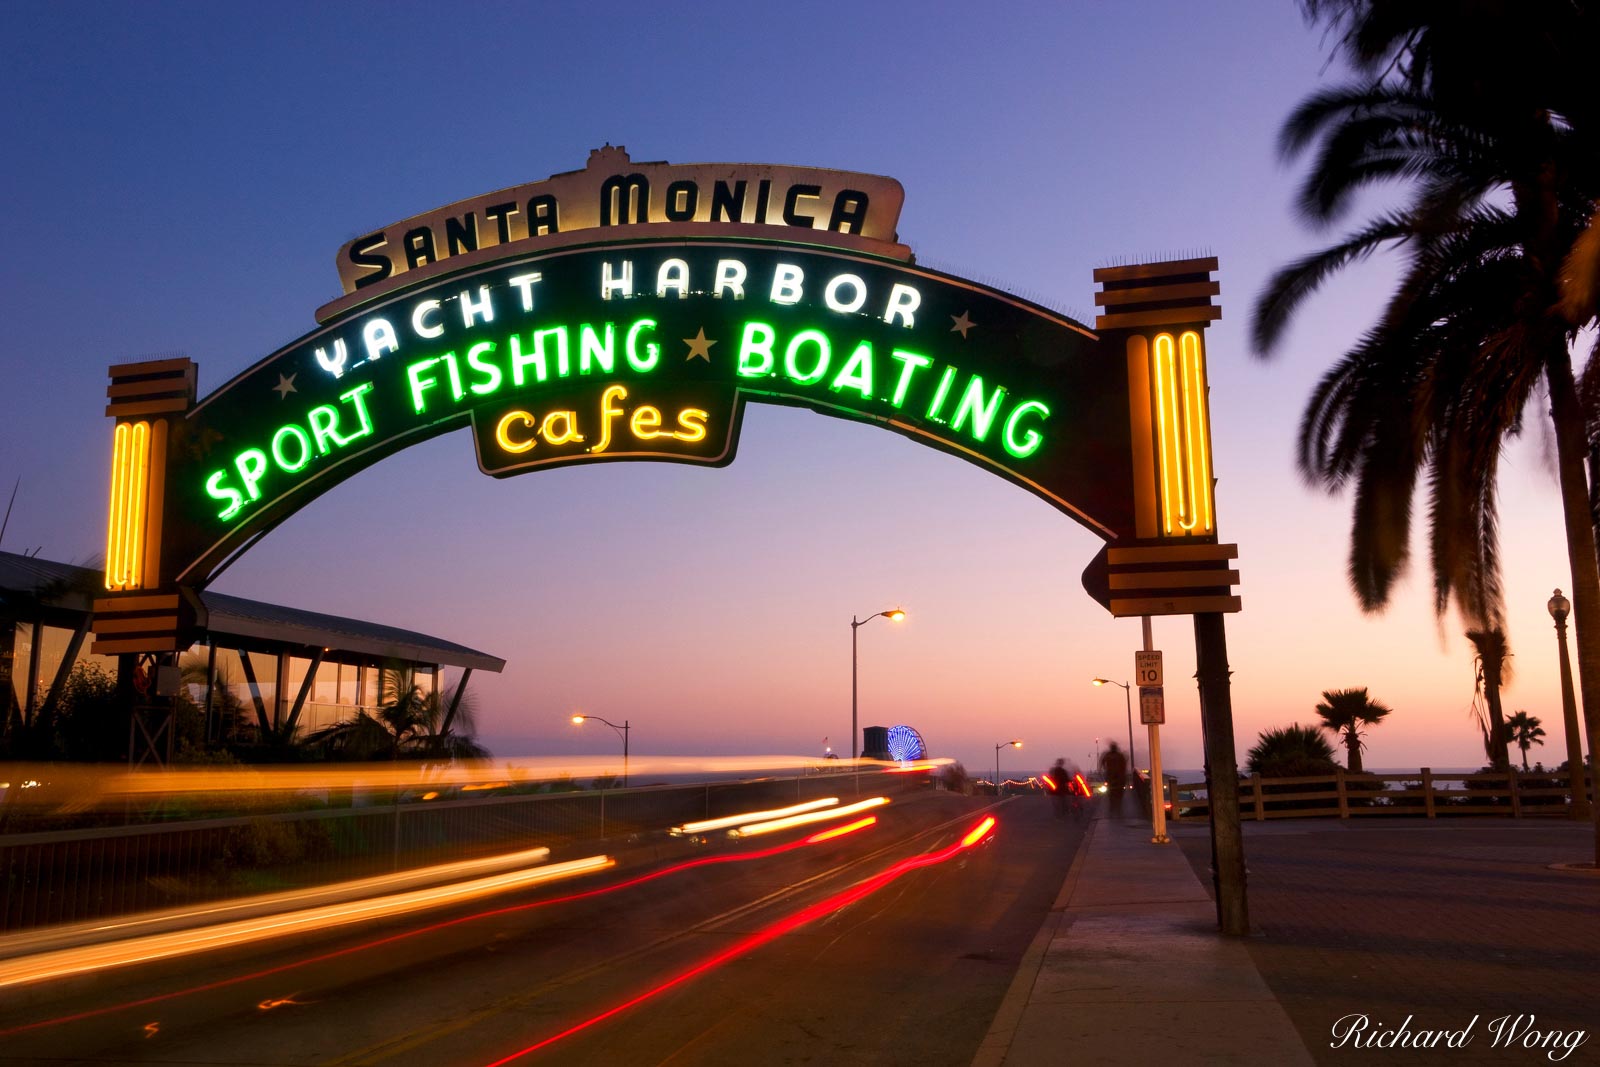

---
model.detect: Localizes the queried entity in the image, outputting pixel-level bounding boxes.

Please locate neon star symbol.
[684,328,716,362]
[950,311,976,338]
[273,373,297,398]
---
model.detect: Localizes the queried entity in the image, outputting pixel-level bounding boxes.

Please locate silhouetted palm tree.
[1246,725,1339,779]
[1314,687,1392,773]
[1466,628,1513,771]
[1257,3,1600,858]
[306,666,487,762]
[1506,710,1547,771]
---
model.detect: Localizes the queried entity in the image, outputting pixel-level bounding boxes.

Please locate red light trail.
[479,815,998,1065]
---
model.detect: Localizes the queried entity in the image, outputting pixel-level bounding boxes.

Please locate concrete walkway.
[974,811,1313,1066]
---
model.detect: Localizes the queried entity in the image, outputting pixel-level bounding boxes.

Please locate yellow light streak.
[671,797,839,835]
[732,796,890,837]
[0,846,552,959]
[0,853,612,990]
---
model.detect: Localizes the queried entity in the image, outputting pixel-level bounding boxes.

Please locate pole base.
[1151,834,1170,844]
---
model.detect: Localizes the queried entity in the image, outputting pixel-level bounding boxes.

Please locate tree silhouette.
[1314,687,1392,773]
[1505,710,1547,771]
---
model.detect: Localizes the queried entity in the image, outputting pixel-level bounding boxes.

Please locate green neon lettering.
[829,341,874,398]
[509,332,544,385]
[580,323,616,374]
[888,349,932,408]
[442,351,465,400]
[951,374,1006,441]
[466,341,501,396]
[338,382,375,439]
[307,405,341,454]
[406,356,441,414]
[625,318,660,372]
[534,326,570,378]
[271,424,313,473]
[738,321,776,377]
[1003,400,1050,459]
[784,329,831,385]
[236,449,268,501]
[206,470,245,521]
[925,366,958,423]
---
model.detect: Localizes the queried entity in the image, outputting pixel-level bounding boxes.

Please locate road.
[2,790,1086,1066]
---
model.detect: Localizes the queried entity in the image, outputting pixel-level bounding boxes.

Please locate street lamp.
[1547,590,1591,819]
[850,608,905,762]
[1092,678,1138,779]
[571,713,630,787]
[995,739,1022,796]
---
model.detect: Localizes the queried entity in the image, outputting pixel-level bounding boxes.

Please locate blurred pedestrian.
[1099,741,1128,817]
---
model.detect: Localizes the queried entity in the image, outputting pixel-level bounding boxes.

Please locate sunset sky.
[2,0,1582,779]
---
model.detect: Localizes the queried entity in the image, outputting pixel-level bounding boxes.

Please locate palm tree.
[1246,725,1340,779]
[1505,710,1547,771]
[1257,1,1600,859]
[1466,628,1513,771]
[1313,687,1392,773]
[306,666,487,763]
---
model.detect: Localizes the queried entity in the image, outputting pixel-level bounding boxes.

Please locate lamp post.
[850,608,905,763]
[572,714,630,787]
[1091,677,1138,778]
[1547,590,1591,819]
[995,739,1022,796]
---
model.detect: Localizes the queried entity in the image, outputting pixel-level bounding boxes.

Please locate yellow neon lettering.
[495,411,537,454]
[540,410,584,445]
[630,405,663,440]
[594,384,627,454]
[674,408,708,442]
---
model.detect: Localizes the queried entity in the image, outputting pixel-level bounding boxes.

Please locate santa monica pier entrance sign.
[92,147,1250,932]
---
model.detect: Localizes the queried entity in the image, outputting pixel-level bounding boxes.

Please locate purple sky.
[2,1,1581,777]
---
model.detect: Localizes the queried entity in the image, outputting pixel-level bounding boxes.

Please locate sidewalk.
[973,811,1314,1066]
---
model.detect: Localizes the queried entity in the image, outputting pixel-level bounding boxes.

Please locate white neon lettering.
[362,319,398,362]
[824,274,867,314]
[771,263,804,305]
[412,299,444,339]
[656,258,689,299]
[314,338,348,377]
[602,260,634,299]
[714,259,747,299]
[507,272,542,312]
[884,283,921,328]
[459,286,494,328]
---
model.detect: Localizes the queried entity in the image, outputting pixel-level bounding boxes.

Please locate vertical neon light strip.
[1179,331,1214,533]
[104,420,150,589]
[1152,334,1185,535]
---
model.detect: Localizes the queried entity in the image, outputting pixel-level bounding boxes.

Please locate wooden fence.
[1170,767,1589,821]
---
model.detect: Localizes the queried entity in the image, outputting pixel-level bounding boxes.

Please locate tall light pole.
[572,714,630,787]
[995,739,1022,796]
[851,608,905,763]
[1092,677,1138,777]
[1547,590,1591,819]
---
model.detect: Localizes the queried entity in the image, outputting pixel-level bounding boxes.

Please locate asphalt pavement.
[976,804,1597,1066]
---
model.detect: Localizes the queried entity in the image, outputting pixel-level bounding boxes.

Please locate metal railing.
[0,769,916,933]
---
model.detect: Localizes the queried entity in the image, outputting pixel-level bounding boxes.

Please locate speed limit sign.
[1134,650,1163,687]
